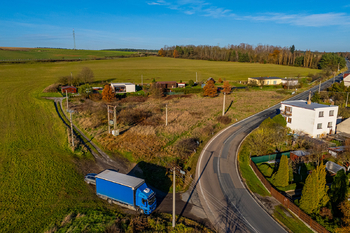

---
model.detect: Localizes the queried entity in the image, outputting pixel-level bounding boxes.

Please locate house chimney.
[307,91,312,105]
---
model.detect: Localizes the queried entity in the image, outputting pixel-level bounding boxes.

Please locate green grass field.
[0,47,135,60]
[0,56,320,232]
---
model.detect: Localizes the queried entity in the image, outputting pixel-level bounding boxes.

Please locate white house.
[343,73,350,87]
[281,79,298,86]
[110,83,136,93]
[280,99,338,138]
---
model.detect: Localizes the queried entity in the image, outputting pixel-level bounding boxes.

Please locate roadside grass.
[0,47,134,60]
[238,143,270,196]
[0,57,320,232]
[273,205,314,233]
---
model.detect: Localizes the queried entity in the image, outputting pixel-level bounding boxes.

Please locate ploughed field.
[0,56,318,232]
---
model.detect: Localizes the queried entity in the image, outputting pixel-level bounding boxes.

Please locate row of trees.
[158,44,347,70]
[57,67,95,86]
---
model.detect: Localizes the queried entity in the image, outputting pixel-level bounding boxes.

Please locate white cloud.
[147,1,350,27]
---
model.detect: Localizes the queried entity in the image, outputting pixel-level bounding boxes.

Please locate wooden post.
[107,105,110,134]
[166,104,168,126]
[66,90,68,110]
[70,112,74,148]
[114,106,117,131]
[222,93,226,116]
[172,167,176,228]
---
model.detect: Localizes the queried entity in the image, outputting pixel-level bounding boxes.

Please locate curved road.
[196,72,345,232]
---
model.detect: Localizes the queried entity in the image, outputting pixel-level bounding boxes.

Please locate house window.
[288,118,292,123]
[328,122,332,128]
[317,123,322,129]
[285,106,292,113]
[267,81,269,85]
[273,81,277,84]
[329,110,334,116]
[319,111,324,117]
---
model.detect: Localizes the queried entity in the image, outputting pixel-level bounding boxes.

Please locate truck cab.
[135,183,157,214]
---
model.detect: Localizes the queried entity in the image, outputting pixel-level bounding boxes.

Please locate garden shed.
[325,161,346,174]
[61,86,77,94]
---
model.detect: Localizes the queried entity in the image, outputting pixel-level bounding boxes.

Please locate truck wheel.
[107,199,112,204]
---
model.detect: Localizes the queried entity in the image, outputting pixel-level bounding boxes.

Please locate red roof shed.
[61,86,77,94]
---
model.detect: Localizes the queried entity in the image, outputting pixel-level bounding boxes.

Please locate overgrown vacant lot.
[0,57,318,232]
[68,90,286,191]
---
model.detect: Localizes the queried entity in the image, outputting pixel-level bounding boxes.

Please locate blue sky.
[1,0,350,52]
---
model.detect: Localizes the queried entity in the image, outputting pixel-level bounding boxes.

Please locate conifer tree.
[299,163,329,214]
[272,155,289,187]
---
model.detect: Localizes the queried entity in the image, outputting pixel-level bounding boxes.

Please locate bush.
[43,83,60,93]
[176,138,199,159]
[217,116,232,124]
[89,93,102,101]
[120,96,147,103]
[119,108,152,126]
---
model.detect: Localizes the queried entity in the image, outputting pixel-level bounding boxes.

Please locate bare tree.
[78,67,94,84]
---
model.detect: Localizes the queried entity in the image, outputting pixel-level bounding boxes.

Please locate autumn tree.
[272,155,289,187]
[102,85,115,102]
[158,48,165,57]
[218,78,223,83]
[336,201,350,233]
[78,67,94,84]
[203,80,218,97]
[222,81,231,94]
[173,50,179,58]
[299,162,330,214]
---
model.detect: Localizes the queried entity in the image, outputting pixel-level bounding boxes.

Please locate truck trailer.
[95,170,157,214]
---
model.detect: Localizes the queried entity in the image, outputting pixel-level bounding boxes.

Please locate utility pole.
[222,93,226,116]
[319,80,321,94]
[141,75,143,86]
[196,72,198,83]
[166,104,168,126]
[107,105,111,134]
[66,90,69,110]
[172,167,176,228]
[67,110,75,149]
[346,92,349,107]
[114,106,117,132]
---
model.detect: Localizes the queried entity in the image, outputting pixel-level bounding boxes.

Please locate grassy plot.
[0,47,134,60]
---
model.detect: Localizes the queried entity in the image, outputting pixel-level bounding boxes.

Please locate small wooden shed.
[61,86,77,94]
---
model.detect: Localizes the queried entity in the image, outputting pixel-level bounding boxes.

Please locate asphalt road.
[196,72,345,233]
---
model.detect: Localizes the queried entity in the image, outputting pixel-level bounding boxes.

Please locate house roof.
[249,77,281,80]
[325,161,346,174]
[291,150,309,157]
[281,100,337,110]
[111,83,134,86]
[61,86,76,89]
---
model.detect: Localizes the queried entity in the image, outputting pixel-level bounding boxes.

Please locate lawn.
[0,47,135,60]
[0,56,320,232]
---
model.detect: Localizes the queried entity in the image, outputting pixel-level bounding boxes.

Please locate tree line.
[158,43,347,70]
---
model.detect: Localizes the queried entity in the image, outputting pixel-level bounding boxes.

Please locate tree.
[299,163,330,214]
[188,80,194,86]
[329,170,348,215]
[79,84,93,98]
[222,81,231,94]
[173,50,179,58]
[336,201,350,233]
[272,155,289,187]
[311,92,321,103]
[78,67,94,84]
[203,80,218,97]
[158,48,165,57]
[102,85,115,102]
[272,114,287,127]
[218,78,223,83]
[290,45,295,54]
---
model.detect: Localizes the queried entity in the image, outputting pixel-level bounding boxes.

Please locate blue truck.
[95,169,157,215]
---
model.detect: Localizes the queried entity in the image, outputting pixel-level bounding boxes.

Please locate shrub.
[119,108,152,126]
[176,138,199,159]
[89,93,102,101]
[217,116,232,124]
[43,83,60,93]
[120,96,147,103]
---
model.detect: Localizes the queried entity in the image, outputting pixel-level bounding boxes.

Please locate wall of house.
[312,107,338,137]
[343,75,350,87]
[125,85,135,92]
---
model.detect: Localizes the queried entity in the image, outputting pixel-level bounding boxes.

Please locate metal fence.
[250,159,329,233]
